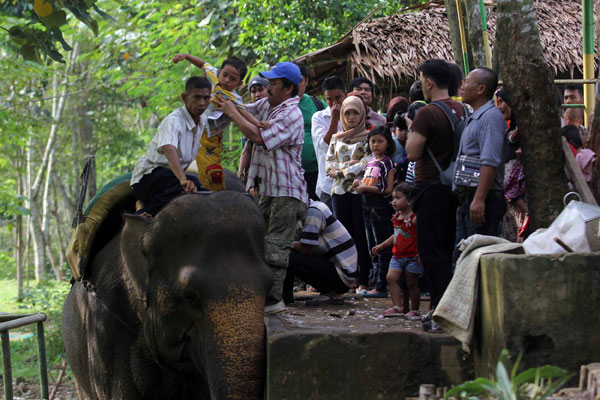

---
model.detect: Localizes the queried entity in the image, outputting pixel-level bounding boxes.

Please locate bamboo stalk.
[479,0,492,68]
[582,0,594,128]
[455,0,469,75]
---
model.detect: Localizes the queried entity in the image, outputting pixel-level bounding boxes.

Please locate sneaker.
[382,306,404,317]
[405,310,421,321]
[264,300,286,315]
[421,309,434,322]
[422,320,444,333]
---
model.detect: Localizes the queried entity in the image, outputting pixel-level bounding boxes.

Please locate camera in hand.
[393,101,428,131]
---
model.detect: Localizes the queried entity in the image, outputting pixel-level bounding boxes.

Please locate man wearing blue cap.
[214,62,308,314]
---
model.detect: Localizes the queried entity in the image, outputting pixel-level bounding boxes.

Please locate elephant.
[62,190,272,400]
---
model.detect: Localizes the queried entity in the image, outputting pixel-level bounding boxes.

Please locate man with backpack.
[295,62,327,201]
[405,59,465,333]
[454,67,506,239]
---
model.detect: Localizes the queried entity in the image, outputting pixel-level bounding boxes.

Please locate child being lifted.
[172,53,264,191]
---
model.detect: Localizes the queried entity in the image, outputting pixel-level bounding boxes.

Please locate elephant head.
[120,191,272,399]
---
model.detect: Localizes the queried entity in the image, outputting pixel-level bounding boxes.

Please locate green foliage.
[0,279,71,380]
[1,0,110,63]
[445,350,573,400]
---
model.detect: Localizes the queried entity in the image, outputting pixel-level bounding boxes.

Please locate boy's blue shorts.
[389,255,423,274]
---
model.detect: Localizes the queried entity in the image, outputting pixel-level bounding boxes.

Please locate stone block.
[265,314,472,399]
[476,253,600,379]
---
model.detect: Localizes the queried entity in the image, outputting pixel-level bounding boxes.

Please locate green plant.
[0,280,71,380]
[445,350,573,400]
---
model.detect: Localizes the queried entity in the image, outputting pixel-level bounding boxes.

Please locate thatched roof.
[296,0,597,96]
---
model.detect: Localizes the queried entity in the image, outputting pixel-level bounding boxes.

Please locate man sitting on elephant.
[283,200,358,305]
[130,76,212,218]
[214,62,308,314]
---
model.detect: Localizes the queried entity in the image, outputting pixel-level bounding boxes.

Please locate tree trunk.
[30,201,46,282]
[464,0,486,68]
[16,162,25,301]
[496,0,567,230]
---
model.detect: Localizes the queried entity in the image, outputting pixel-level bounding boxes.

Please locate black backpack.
[425,100,470,185]
[310,96,325,112]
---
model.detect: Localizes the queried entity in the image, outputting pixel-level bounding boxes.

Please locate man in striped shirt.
[214,62,308,314]
[284,200,358,305]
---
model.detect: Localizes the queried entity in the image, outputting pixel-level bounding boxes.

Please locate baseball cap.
[259,62,302,85]
[248,76,269,90]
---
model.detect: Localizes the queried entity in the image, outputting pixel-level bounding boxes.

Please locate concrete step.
[265,295,473,400]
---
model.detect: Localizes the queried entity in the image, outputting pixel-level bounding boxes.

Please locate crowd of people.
[128,54,596,331]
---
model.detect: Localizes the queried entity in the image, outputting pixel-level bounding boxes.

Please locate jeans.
[332,192,372,287]
[412,183,458,308]
[362,193,393,292]
[454,189,508,262]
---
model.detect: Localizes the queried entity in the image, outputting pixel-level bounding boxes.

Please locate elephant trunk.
[200,288,266,400]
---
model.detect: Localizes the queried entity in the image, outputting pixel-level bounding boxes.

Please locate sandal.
[363,290,388,298]
[134,209,153,219]
[383,306,404,317]
[404,310,422,321]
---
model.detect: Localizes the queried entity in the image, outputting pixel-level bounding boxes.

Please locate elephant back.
[66,174,137,281]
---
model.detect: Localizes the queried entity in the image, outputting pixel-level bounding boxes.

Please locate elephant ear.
[121,214,151,317]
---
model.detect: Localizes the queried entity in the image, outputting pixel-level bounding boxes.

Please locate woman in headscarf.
[325,95,373,294]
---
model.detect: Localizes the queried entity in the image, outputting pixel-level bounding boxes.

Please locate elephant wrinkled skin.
[62,192,272,399]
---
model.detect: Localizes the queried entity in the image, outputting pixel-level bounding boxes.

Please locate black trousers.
[283,250,349,300]
[332,192,372,287]
[304,170,319,201]
[413,183,458,308]
[131,167,203,216]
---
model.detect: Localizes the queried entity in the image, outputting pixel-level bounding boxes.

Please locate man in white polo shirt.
[131,76,211,218]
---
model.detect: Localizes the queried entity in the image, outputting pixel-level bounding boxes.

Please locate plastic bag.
[522,200,600,254]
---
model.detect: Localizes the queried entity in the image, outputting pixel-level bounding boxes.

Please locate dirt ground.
[277,290,436,335]
[0,375,88,400]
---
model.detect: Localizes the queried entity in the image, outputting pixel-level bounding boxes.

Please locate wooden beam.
[562,137,598,206]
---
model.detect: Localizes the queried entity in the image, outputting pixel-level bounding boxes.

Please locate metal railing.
[0,313,49,400]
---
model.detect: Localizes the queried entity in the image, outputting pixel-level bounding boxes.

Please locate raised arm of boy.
[172,53,206,69]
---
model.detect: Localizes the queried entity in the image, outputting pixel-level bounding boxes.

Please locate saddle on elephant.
[66,174,136,281]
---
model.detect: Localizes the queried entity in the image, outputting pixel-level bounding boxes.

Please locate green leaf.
[92,3,115,22]
[445,378,500,399]
[198,11,213,27]
[20,44,41,62]
[514,366,568,386]
[40,9,67,28]
[496,359,514,400]
[49,27,72,51]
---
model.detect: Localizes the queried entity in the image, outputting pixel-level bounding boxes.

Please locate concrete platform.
[265,293,473,400]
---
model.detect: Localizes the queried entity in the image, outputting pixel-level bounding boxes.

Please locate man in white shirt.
[311,76,347,209]
[130,76,211,218]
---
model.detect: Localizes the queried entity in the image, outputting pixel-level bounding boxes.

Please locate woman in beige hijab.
[325,95,373,293]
